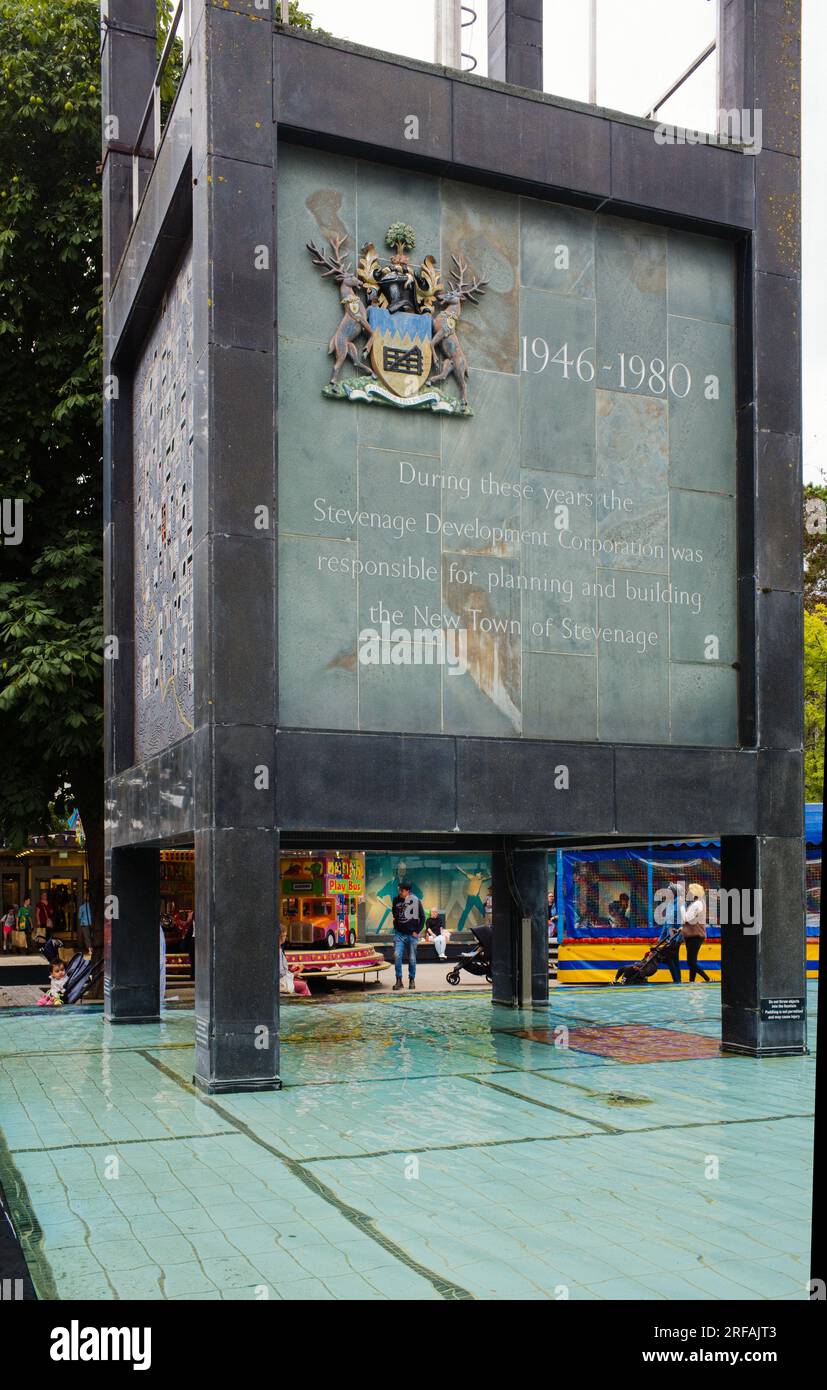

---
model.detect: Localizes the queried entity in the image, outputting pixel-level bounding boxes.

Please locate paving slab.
[0,983,815,1301]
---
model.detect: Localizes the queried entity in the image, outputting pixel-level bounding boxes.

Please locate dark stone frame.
[101,1,804,1089]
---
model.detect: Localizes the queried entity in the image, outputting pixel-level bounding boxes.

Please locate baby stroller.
[38,941,103,1005]
[446,925,492,986]
[39,936,62,964]
[614,932,682,986]
[63,953,104,1004]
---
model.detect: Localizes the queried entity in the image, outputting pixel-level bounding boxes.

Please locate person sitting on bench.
[279,926,310,997]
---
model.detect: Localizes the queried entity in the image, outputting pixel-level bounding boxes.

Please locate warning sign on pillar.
[759,998,806,1022]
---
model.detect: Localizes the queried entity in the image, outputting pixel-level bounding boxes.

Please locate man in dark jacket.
[391,880,425,991]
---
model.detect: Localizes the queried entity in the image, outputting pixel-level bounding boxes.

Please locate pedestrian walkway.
[0,984,815,1301]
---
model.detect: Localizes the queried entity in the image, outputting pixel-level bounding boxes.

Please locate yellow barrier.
[557,940,819,986]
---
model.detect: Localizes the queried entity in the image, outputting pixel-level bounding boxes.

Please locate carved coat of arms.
[307,221,488,415]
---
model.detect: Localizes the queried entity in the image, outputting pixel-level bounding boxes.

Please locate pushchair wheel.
[485,972,492,984]
[446,969,461,986]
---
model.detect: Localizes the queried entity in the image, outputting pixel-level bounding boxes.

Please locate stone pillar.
[718,1,804,1056]
[101,4,156,1022]
[194,825,280,1093]
[488,0,543,90]
[720,835,806,1055]
[105,847,161,1023]
[100,0,156,290]
[101,1,155,784]
[190,2,280,1092]
[492,845,549,1008]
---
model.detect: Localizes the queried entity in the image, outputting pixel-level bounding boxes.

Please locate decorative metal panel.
[133,246,194,761]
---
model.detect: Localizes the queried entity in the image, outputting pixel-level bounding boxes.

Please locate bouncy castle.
[553,805,821,985]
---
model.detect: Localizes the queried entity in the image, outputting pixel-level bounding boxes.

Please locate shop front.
[159,849,195,983]
[0,837,87,958]
[1,867,24,915]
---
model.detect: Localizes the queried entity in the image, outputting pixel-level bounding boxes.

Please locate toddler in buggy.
[613,932,683,986]
[446,924,492,986]
[37,941,103,1006]
[38,960,68,1007]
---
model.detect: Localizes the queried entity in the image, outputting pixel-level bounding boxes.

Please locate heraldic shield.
[368,308,432,398]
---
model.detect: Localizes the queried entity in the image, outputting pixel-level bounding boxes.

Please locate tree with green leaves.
[804,480,827,612]
[0,0,104,925]
[278,2,316,30]
[0,0,322,949]
[386,222,416,254]
[802,482,827,803]
[804,605,827,801]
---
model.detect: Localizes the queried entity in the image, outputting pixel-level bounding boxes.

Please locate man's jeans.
[393,930,417,980]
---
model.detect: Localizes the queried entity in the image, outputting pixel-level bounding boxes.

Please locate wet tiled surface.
[515,1022,723,1062]
[0,984,815,1301]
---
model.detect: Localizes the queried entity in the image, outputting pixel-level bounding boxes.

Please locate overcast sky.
[307,0,824,483]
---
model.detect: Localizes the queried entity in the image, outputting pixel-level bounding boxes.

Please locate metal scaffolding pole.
[588,0,597,104]
[435,0,462,68]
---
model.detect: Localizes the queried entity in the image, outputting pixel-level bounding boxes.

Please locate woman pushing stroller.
[682,883,711,983]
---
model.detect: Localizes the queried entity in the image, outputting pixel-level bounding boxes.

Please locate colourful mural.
[365,853,493,937]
